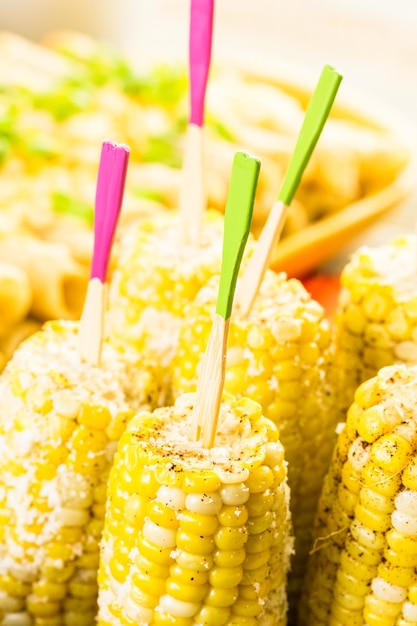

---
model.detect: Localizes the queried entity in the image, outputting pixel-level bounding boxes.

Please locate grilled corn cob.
[172,269,333,612]
[107,208,246,366]
[97,391,293,626]
[298,362,417,626]
[334,234,417,419]
[0,319,166,626]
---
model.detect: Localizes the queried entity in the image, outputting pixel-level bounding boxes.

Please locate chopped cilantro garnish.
[52,191,94,225]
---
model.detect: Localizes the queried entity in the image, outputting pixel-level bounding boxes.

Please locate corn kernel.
[31,580,67,601]
[165,579,208,603]
[378,562,416,588]
[176,530,215,555]
[169,564,208,587]
[27,595,60,618]
[194,605,230,625]
[209,566,243,588]
[148,501,180,530]
[245,491,274,517]
[131,571,167,597]
[371,434,413,473]
[205,587,239,608]
[179,511,218,536]
[182,471,221,494]
[137,535,173,566]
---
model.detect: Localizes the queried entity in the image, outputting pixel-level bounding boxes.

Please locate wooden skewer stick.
[190,151,261,448]
[235,64,343,317]
[179,0,214,247]
[78,140,130,366]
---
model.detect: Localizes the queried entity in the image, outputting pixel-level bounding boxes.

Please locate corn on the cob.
[298,362,417,626]
[300,364,417,626]
[107,209,243,366]
[0,319,166,626]
[172,269,334,613]
[333,234,417,419]
[97,391,293,626]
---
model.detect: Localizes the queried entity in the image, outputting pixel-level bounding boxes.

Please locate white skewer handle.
[235,200,287,317]
[78,277,107,366]
[179,123,206,247]
[190,313,229,448]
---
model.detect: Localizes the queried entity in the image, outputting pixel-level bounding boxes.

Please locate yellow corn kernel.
[194,605,230,625]
[137,535,173,566]
[33,617,64,626]
[357,405,388,443]
[363,291,392,322]
[214,526,248,551]
[0,575,32,596]
[134,554,170,580]
[370,434,413,473]
[169,564,208,587]
[209,566,243,588]
[165,579,209,603]
[205,587,239,607]
[78,404,111,430]
[31,580,67,601]
[245,466,274,493]
[408,586,417,604]
[365,594,402,618]
[336,569,371,597]
[174,551,213,572]
[182,471,221,494]
[153,608,193,626]
[71,425,108,454]
[179,511,218,536]
[359,487,394,514]
[402,458,417,490]
[339,549,378,581]
[386,529,417,555]
[383,546,417,568]
[361,463,402,497]
[148,501,180,530]
[377,562,416,588]
[344,537,380,567]
[26,595,60,618]
[131,570,167,597]
[176,529,215,555]
[218,506,248,528]
[245,529,274,553]
[245,491,274,517]
[76,552,100,570]
[354,502,391,533]
[68,578,98,599]
[105,410,135,441]
[223,615,257,625]
[63,611,96,626]
[129,587,159,610]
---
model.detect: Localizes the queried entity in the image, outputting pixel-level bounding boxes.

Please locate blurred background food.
[0,0,416,368]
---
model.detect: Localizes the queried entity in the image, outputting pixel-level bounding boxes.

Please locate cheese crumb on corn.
[97,392,293,626]
[299,363,417,626]
[334,234,417,418]
[172,269,334,615]
[0,320,166,625]
[107,209,233,367]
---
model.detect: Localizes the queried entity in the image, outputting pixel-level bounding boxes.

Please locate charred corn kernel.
[97,393,292,626]
[299,363,417,625]
[172,269,333,614]
[107,209,229,368]
[0,320,164,622]
[334,235,417,422]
